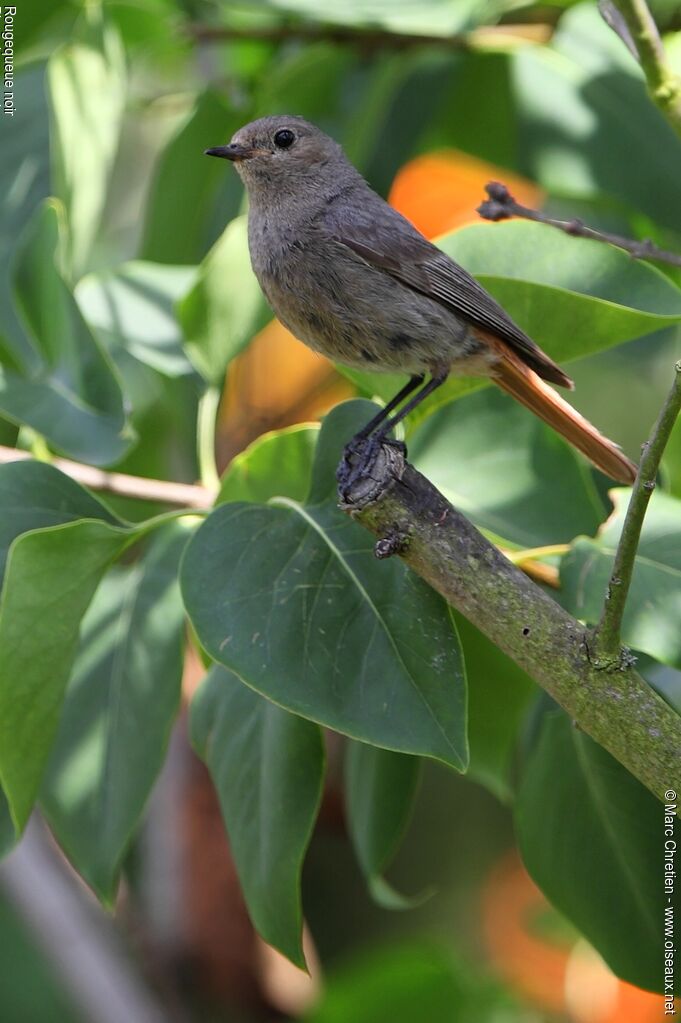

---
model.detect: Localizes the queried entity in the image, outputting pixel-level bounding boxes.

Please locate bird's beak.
[204,144,265,162]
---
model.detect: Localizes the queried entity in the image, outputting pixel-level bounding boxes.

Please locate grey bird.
[205,115,636,485]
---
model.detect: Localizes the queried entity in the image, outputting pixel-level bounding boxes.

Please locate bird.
[205,115,637,487]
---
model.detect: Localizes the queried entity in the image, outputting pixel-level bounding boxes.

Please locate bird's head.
[204,115,352,198]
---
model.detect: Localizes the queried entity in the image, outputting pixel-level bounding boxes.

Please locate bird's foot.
[336,433,407,498]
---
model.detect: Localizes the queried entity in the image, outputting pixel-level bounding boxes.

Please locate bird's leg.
[374,371,448,439]
[337,373,447,493]
[354,374,425,441]
[337,375,423,490]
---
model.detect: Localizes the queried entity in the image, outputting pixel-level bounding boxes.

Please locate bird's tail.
[492,349,637,484]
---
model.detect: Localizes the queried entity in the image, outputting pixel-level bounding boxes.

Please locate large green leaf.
[561,488,681,668]
[177,215,271,384]
[191,664,324,968]
[40,525,187,902]
[516,709,665,992]
[409,386,605,547]
[0,520,134,832]
[181,401,468,769]
[76,261,197,377]
[452,611,536,802]
[141,89,245,265]
[4,200,132,464]
[48,12,126,278]
[512,3,681,232]
[0,459,117,583]
[344,741,422,908]
[251,0,495,35]
[218,423,319,506]
[0,460,173,833]
[0,63,52,368]
[341,220,681,417]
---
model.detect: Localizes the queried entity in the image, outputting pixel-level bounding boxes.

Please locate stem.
[339,442,681,800]
[611,0,681,137]
[478,182,681,268]
[592,362,681,663]
[197,386,221,492]
[0,445,214,509]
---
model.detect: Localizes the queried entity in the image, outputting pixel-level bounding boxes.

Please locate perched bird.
[205,115,637,486]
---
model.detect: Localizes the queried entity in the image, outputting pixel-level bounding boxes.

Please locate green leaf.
[218,423,319,505]
[516,709,665,992]
[40,525,187,901]
[0,63,52,368]
[181,400,468,769]
[252,0,493,36]
[302,941,519,1023]
[409,387,605,547]
[339,220,681,419]
[48,13,126,278]
[0,519,135,833]
[452,611,536,802]
[0,459,117,584]
[141,89,245,265]
[512,3,681,232]
[344,742,422,908]
[561,488,681,668]
[0,787,16,860]
[191,665,324,968]
[4,200,132,465]
[76,262,198,377]
[177,215,271,384]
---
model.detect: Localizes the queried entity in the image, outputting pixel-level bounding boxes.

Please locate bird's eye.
[273,129,295,149]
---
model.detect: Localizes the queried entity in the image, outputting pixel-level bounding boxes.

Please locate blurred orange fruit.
[482,850,665,1022]
[388,149,543,239]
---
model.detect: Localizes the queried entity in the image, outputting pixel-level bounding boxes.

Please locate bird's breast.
[247,222,487,375]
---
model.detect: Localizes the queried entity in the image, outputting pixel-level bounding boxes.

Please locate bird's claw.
[336,433,407,496]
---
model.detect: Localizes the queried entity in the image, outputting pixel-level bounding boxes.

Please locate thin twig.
[611,0,681,136]
[188,23,469,49]
[477,182,681,267]
[186,22,550,53]
[592,361,681,665]
[0,446,214,509]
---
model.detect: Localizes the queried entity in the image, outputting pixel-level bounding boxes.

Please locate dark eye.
[273,128,295,149]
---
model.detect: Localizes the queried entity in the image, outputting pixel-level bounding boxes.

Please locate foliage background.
[1,0,680,1020]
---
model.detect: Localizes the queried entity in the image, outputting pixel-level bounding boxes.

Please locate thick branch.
[611,0,681,136]
[478,182,681,268]
[593,362,681,662]
[0,446,214,509]
[339,444,681,800]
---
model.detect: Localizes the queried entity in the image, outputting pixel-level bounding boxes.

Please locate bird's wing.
[327,201,572,388]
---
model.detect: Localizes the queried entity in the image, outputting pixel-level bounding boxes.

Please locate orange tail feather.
[492,350,637,485]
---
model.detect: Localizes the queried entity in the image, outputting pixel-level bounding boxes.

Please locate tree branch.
[0,446,214,509]
[186,22,550,53]
[592,361,681,663]
[339,443,681,801]
[477,182,681,268]
[610,0,681,136]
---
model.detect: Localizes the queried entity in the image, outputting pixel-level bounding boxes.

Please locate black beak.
[204,143,260,162]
